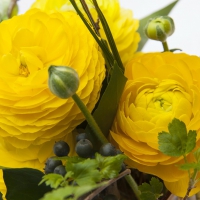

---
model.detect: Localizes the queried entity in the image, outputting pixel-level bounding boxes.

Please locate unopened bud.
[0,0,18,22]
[48,65,80,99]
[144,16,175,42]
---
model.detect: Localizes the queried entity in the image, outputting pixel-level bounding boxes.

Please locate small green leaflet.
[158,118,196,157]
[40,182,107,200]
[95,153,127,179]
[179,148,200,171]
[39,174,65,189]
[139,177,163,200]
[66,158,101,185]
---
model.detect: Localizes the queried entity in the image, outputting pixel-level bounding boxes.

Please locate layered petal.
[31,0,140,65]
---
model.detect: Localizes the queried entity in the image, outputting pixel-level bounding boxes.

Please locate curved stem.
[72,93,107,144]
[125,174,141,200]
[162,41,169,52]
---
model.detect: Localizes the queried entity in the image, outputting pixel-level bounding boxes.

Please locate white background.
[18,0,200,56]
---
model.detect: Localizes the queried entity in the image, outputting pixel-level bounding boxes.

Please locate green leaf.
[178,163,200,171]
[39,174,65,189]
[139,177,163,200]
[66,158,102,185]
[158,118,197,157]
[149,177,163,194]
[86,61,127,146]
[137,1,179,51]
[40,182,106,200]
[3,168,52,200]
[95,153,127,179]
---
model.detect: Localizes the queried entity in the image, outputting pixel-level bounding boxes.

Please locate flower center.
[19,53,30,77]
[154,98,172,112]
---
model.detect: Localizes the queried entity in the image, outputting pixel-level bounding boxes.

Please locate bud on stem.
[48,65,80,99]
[144,16,175,42]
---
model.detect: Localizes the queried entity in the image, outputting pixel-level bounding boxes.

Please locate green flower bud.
[0,0,18,22]
[48,65,80,99]
[144,16,175,42]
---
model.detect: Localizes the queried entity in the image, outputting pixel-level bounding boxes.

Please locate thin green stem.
[69,0,114,65]
[125,174,141,200]
[162,41,169,52]
[79,0,100,36]
[92,0,124,71]
[183,155,191,178]
[72,93,107,144]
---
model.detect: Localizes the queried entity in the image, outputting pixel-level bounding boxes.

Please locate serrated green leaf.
[86,62,127,148]
[95,153,127,179]
[137,1,179,51]
[40,182,106,200]
[139,182,151,192]
[3,168,51,200]
[150,177,163,194]
[140,192,158,200]
[39,174,65,189]
[66,158,101,185]
[158,118,197,157]
[178,163,200,171]
[158,131,182,156]
[139,177,163,200]
[185,130,197,154]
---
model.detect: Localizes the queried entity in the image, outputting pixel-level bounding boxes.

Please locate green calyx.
[144,16,175,42]
[48,65,80,99]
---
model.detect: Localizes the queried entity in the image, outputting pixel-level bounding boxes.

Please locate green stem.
[72,93,107,144]
[125,174,141,200]
[162,41,169,52]
[69,0,114,65]
[72,94,141,198]
[183,155,191,178]
[92,0,124,71]
[79,0,100,36]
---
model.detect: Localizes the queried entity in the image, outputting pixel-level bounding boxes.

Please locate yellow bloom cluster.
[111,52,200,197]
[31,0,140,65]
[0,8,105,195]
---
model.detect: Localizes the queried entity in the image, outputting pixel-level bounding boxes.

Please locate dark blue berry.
[75,139,93,158]
[54,165,66,176]
[76,133,87,142]
[44,157,62,174]
[53,141,70,157]
[99,143,117,156]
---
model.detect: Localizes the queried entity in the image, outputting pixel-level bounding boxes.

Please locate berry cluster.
[44,133,125,199]
[44,140,70,176]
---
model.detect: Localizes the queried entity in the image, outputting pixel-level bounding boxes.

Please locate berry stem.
[72,93,107,144]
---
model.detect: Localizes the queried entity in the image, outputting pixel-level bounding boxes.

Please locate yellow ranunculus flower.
[31,0,140,65]
[0,8,105,196]
[110,52,200,197]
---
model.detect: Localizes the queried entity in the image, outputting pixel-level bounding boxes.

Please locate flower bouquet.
[0,0,199,200]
